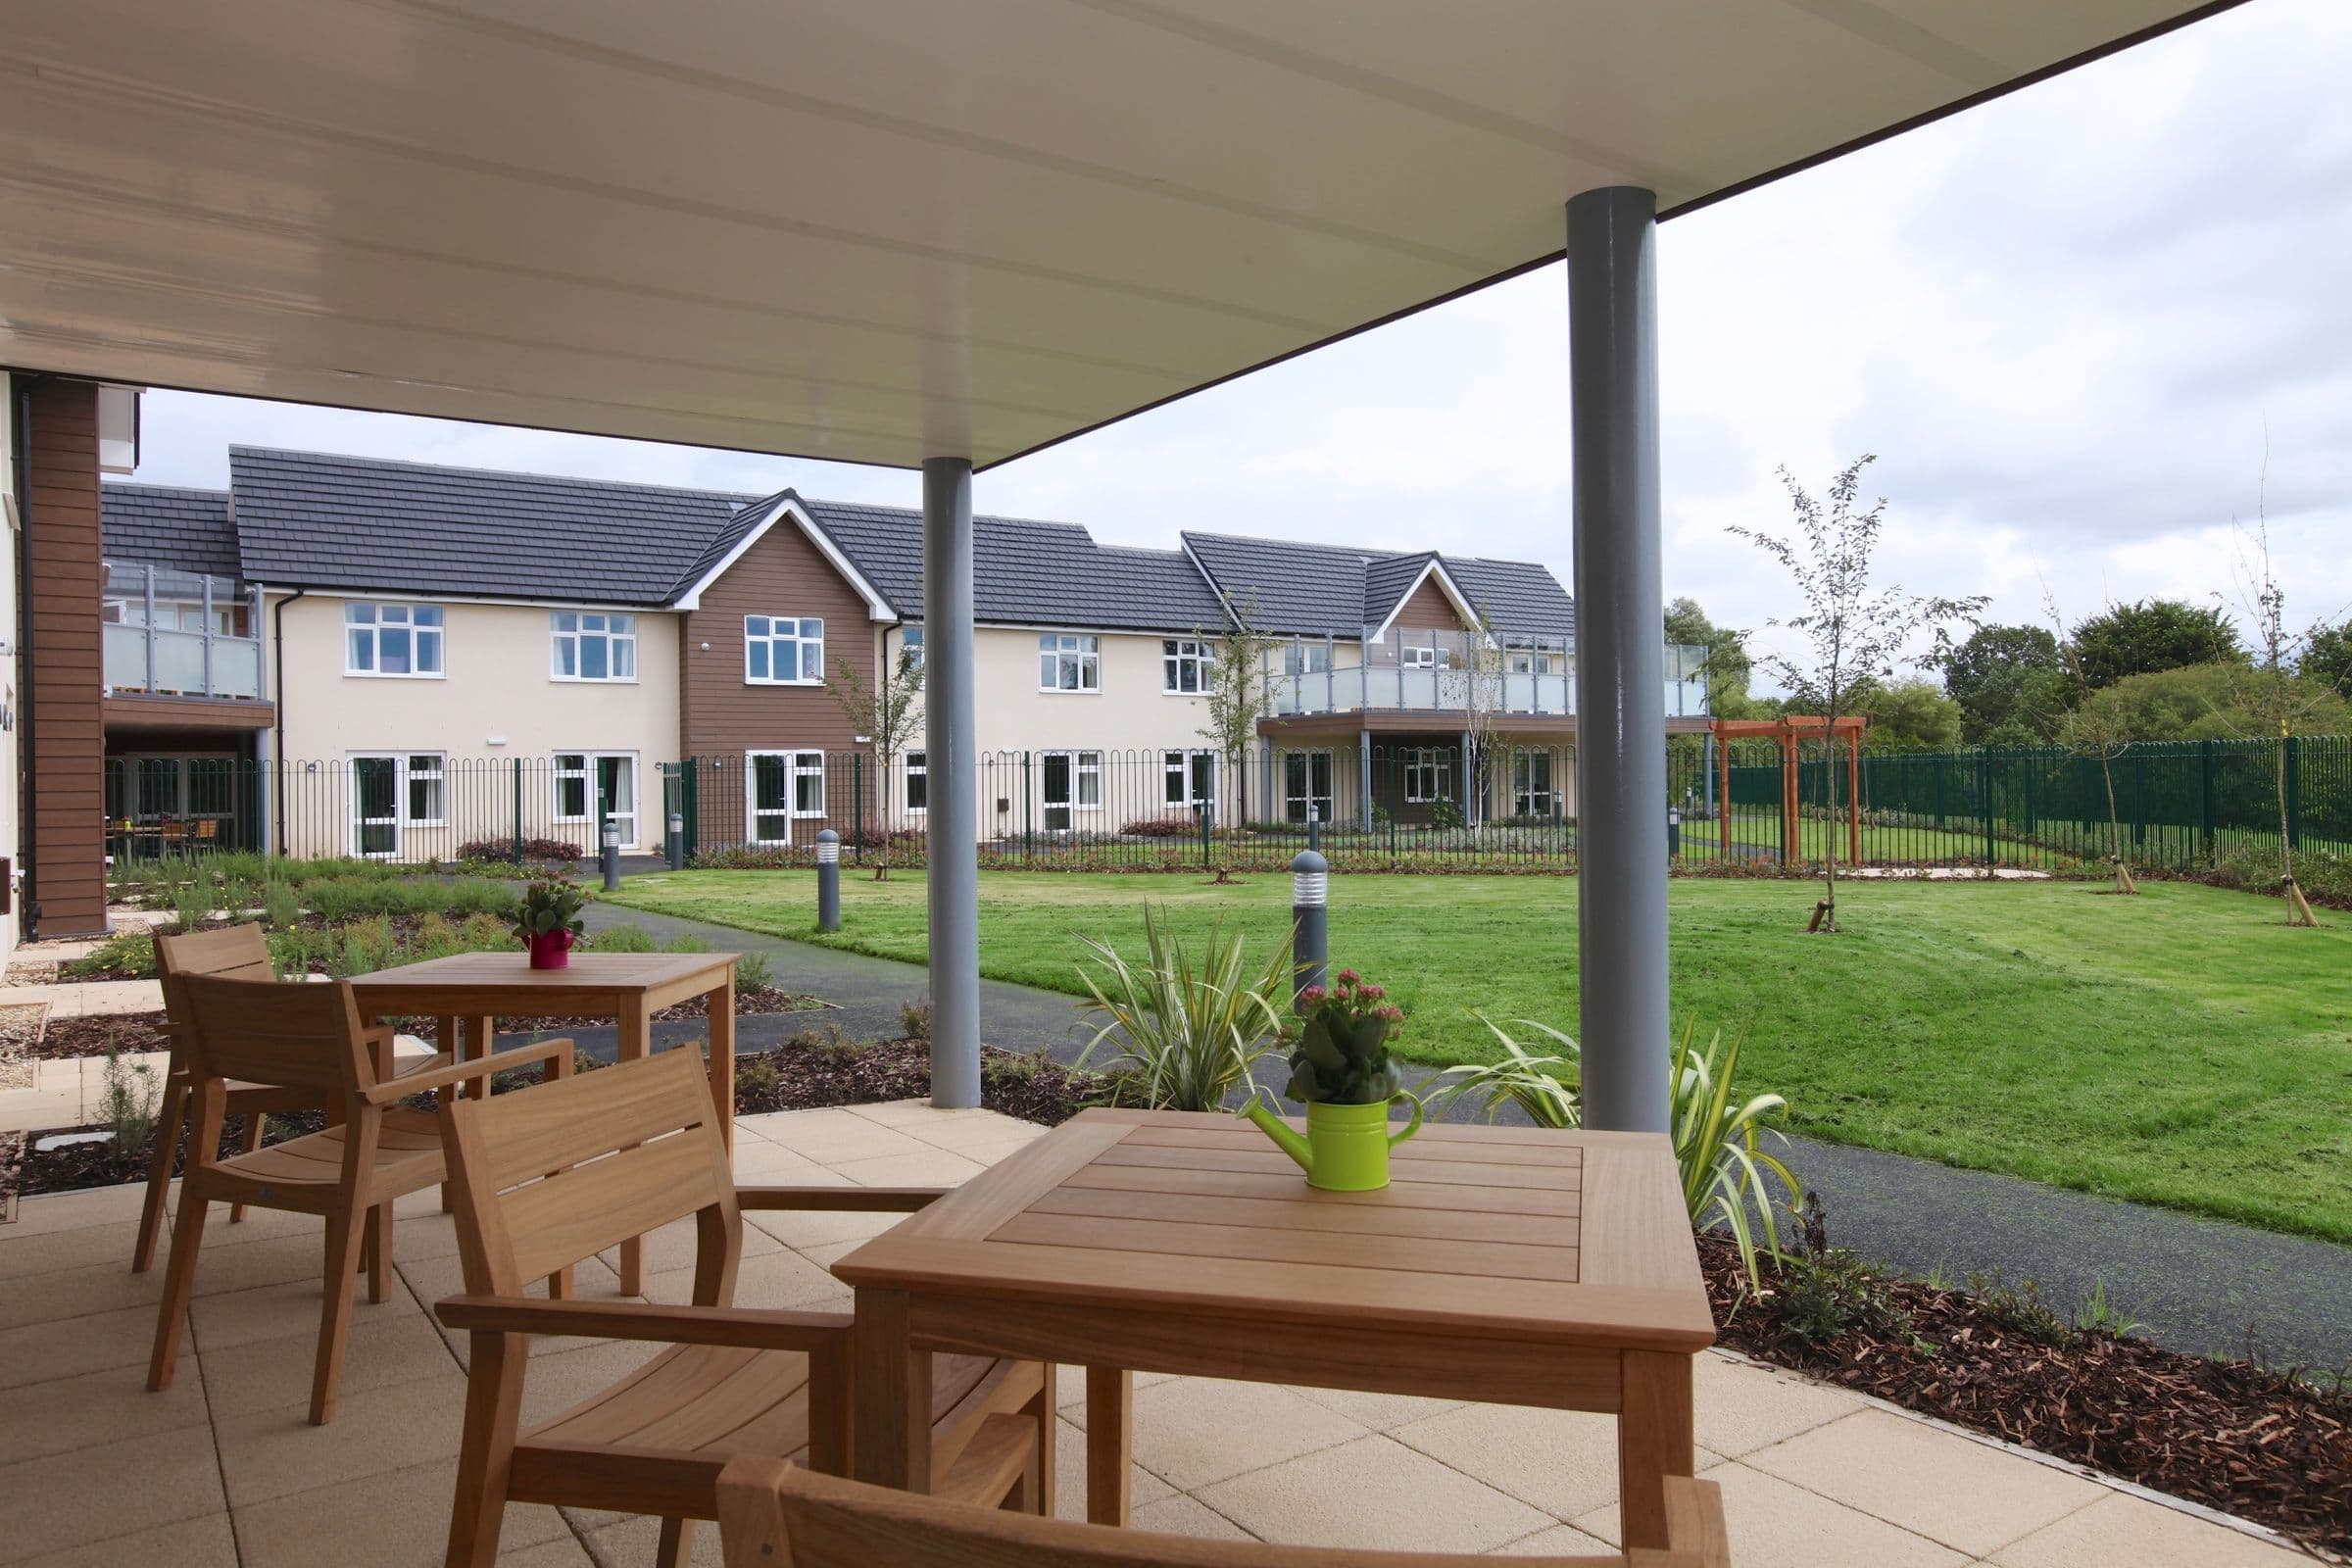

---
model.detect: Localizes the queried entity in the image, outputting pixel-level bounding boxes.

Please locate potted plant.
[1241,969,1421,1190]
[513,878,590,970]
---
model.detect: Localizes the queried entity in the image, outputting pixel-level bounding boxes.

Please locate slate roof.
[1182,532,1575,641]
[112,447,1569,643]
[100,484,239,579]
[801,501,1228,633]
[227,447,760,606]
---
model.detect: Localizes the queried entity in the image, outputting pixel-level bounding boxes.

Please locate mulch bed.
[512,986,823,1031]
[1700,1232,2352,1553]
[731,1037,1108,1126]
[24,1009,170,1062]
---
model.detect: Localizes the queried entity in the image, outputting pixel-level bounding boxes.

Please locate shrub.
[171,881,213,934]
[261,879,302,930]
[1119,814,1201,838]
[900,997,931,1041]
[734,951,773,991]
[456,836,583,864]
[1427,801,1465,831]
[65,930,158,979]
[737,1055,781,1100]
[1759,1196,1912,1343]
[589,922,657,953]
[1074,906,1294,1112]
[663,932,712,955]
[99,1037,160,1151]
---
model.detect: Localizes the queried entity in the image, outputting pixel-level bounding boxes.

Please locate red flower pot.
[525,929,574,970]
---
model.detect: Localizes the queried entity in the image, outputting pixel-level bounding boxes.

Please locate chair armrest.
[435,1295,854,1351]
[735,1186,950,1212]
[364,1036,571,1103]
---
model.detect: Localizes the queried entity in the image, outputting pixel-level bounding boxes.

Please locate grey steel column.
[923,457,981,1108]
[1567,187,1669,1135]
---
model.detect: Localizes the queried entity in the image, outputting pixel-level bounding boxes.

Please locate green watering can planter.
[1240,971,1422,1192]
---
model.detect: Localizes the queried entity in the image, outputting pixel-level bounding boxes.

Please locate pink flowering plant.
[1285,969,1408,1104]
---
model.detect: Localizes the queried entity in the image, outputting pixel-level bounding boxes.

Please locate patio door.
[1042,752,1074,831]
[351,754,401,858]
[597,755,638,847]
[1284,750,1334,824]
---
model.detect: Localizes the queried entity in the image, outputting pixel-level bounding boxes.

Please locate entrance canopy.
[0,0,2232,469]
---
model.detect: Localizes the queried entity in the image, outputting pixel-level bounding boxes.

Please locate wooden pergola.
[1712,715,1870,864]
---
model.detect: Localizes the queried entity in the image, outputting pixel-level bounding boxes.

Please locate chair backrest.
[155,922,276,990]
[172,971,374,1099]
[716,1456,1726,1568]
[439,1048,740,1301]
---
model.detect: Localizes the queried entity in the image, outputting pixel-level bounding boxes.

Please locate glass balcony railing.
[102,561,266,701]
[1264,643,1711,720]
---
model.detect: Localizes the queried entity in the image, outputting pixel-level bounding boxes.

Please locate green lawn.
[609,869,2352,1243]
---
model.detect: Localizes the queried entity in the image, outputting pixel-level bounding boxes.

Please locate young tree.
[1196,594,1280,835]
[828,643,924,879]
[2040,587,2139,895]
[1730,456,1986,932]
[1441,605,1508,828]
[2230,516,2330,927]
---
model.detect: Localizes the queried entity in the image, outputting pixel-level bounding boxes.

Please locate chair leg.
[367,1202,394,1305]
[228,1113,267,1225]
[131,1076,188,1274]
[445,1331,525,1568]
[1031,1364,1057,1517]
[310,1205,368,1425]
[146,1185,210,1393]
[654,1519,693,1568]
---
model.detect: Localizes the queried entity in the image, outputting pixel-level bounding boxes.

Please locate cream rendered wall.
[267,592,680,857]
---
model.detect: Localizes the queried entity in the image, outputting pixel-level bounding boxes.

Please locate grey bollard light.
[600,817,621,891]
[1306,814,1323,854]
[1291,848,1329,1009]
[666,810,686,871]
[1667,807,1683,860]
[815,828,842,932]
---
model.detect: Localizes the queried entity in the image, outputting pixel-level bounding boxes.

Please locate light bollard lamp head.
[1291,848,1329,1007]
[814,828,842,932]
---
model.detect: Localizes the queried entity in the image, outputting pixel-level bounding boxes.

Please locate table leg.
[1618,1349,1696,1552]
[707,974,736,1153]
[616,999,652,1295]
[1086,1365,1133,1526]
[851,1288,930,1494]
[437,1015,463,1212]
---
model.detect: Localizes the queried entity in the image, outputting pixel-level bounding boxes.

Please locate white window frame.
[745,614,825,685]
[900,625,924,672]
[1038,632,1100,693]
[1403,748,1452,804]
[1162,748,1216,810]
[550,611,638,683]
[1284,639,1334,676]
[904,751,928,815]
[1284,750,1335,824]
[344,602,444,678]
[550,751,639,846]
[405,752,447,827]
[1512,750,1558,817]
[1161,637,1214,695]
[746,750,826,844]
[1041,750,1103,830]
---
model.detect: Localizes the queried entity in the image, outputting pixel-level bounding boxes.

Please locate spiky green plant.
[1435,1017,1798,1286]
[1073,906,1294,1111]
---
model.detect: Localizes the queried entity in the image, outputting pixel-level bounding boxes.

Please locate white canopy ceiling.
[0,0,2236,469]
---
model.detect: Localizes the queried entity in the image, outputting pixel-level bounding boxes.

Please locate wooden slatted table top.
[833,1107,1714,1352]
[348,951,737,1009]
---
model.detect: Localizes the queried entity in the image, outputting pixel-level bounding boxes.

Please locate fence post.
[1021,752,1033,861]
[815,829,841,931]
[2199,739,2217,863]
[2021,756,2035,868]
[1291,849,1328,1007]
[511,756,523,864]
[2285,733,2302,851]
[852,753,865,865]
[1981,753,1995,866]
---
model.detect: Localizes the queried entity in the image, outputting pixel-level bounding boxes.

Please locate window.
[1042,751,1102,830]
[551,612,637,681]
[1161,638,1213,694]
[1506,637,1563,675]
[1038,633,1100,692]
[406,754,446,825]
[1512,751,1558,817]
[900,625,924,671]
[1284,751,1334,824]
[746,615,824,684]
[1163,749,1216,810]
[345,602,443,676]
[904,751,927,813]
[1403,748,1453,804]
[555,754,589,821]
[748,751,826,842]
[1284,640,1334,676]
[1402,642,1451,670]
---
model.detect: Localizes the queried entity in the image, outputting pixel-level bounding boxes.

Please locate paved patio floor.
[0,1102,2308,1567]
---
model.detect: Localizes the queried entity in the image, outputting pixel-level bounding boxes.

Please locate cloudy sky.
[128,0,2352,684]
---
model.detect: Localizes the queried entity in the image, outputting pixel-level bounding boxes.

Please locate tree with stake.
[1198,594,1279,868]
[2040,586,2139,895]
[1440,604,1507,829]
[828,642,924,880]
[2230,508,2334,928]
[1730,457,1985,932]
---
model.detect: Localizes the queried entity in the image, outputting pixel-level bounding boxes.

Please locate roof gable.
[1183,531,1573,641]
[100,483,238,578]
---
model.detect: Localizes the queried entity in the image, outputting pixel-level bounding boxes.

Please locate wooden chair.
[136,923,460,1273]
[716,1446,1731,1568]
[146,972,571,1425]
[432,1049,1052,1568]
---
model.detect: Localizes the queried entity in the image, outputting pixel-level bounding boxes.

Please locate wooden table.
[832,1107,1715,1550]
[348,950,738,1294]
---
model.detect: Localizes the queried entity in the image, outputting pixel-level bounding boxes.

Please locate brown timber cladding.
[1394,575,1472,634]
[676,517,879,846]
[25,379,108,937]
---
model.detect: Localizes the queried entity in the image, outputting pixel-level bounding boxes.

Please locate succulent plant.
[510,877,590,942]
[1285,969,1406,1105]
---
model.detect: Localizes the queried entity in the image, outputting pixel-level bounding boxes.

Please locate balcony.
[1263,638,1710,721]
[101,560,266,702]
